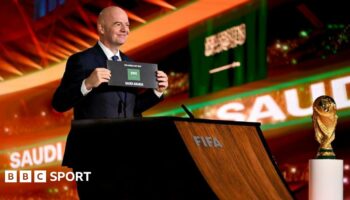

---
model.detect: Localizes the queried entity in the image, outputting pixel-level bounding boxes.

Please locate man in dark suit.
[51,6,168,199]
[52,6,168,119]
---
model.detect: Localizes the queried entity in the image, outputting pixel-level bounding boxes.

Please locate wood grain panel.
[174,121,293,200]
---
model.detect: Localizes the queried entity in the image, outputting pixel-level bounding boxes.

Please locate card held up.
[107,60,158,89]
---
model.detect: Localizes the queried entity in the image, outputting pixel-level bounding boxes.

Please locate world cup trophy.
[312,95,337,159]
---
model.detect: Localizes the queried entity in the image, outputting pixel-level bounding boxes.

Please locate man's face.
[101,9,129,47]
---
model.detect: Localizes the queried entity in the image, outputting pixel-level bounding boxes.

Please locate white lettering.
[84,172,91,181]
[215,75,350,124]
[57,142,63,161]
[50,172,57,181]
[193,136,222,148]
[205,136,213,147]
[193,136,201,146]
[9,142,64,169]
[44,145,56,164]
[65,172,74,181]
[205,24,246,56]
[32,147,43,165]
[133,82,143,86]
[9,152,21,169]
[248,95,286,122]
[21,151,33,168]
[213,138,223,148]
[50,171,92,182]
[217,102,245,121]
[75,172,83,182]
[331,76,350,109]
[200,136,208,147]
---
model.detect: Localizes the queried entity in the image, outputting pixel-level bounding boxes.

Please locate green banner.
[189,0,267,97]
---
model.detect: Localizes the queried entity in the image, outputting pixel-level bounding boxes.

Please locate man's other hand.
[156,70,168,93]
[85,68,111,90]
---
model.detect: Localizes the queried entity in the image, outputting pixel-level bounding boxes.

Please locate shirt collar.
[98,41,121,60]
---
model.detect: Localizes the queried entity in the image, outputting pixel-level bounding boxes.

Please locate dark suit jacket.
[52,43,162,119]
[51,43,163,167]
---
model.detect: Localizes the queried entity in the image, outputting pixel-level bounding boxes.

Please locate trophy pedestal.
[309,159,343,200]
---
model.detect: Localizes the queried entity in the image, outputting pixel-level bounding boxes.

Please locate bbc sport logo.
[4,170,91,183]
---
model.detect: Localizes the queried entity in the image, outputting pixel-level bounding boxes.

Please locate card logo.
[127,68,141,81]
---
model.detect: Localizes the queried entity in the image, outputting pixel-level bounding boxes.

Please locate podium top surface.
[71,116,261,127]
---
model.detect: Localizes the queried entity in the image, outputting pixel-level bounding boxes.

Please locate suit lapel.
[92,43,108,68]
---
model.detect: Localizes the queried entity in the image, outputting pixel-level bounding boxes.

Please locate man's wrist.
[153,89,163,98]
[81,79,92,96]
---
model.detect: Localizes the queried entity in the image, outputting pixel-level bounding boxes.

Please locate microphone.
[181,104,195,119]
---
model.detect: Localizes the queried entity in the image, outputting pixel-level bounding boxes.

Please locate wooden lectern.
[65,117,293,199]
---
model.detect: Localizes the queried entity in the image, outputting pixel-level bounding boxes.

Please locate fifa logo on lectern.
[193,136,223,148]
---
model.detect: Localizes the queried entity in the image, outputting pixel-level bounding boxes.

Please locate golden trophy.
[312,95,337,159]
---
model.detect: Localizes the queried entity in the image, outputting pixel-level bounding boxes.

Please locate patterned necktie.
[111,55,120,61]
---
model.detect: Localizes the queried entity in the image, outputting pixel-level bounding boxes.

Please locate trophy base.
[316,148,336,159]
